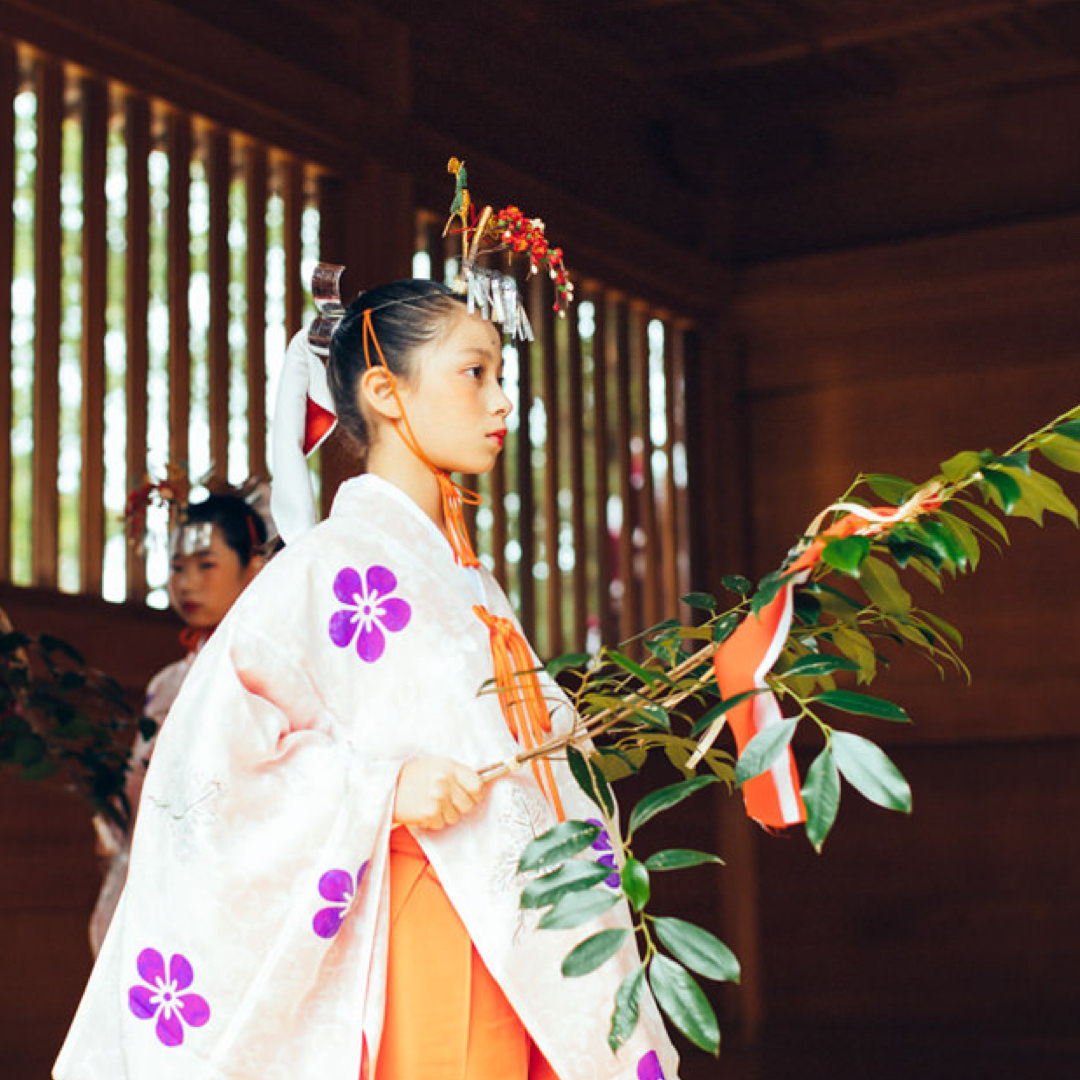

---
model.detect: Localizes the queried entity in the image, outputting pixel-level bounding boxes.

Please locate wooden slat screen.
[413,213,694,658]
[0,38,328,606]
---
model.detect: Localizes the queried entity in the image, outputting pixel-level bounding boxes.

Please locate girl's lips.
[489,430,507,447]
[181,602,201,615]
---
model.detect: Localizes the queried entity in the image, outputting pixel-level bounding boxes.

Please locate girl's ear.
[359,366,404,422]
[243,554,267,585]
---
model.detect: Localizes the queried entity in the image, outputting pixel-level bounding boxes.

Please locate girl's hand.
[393,756,484,830]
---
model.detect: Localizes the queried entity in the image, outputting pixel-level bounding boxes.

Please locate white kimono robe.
[55,474,680,1080]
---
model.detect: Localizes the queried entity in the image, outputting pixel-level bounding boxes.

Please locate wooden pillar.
[0,41,15,583]
[79,75,108,594]
[31,56,61,588]
[684,311,764,1044]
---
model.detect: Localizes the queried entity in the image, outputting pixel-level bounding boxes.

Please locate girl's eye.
[198,560,216,571]
[465,365,483,379]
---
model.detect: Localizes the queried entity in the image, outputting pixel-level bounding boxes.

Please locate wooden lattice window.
[0,38,325,607]
[414,214,693,657]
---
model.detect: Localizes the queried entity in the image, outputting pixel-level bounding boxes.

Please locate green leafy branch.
[0,610,154,829]
[496,402,1080,1057]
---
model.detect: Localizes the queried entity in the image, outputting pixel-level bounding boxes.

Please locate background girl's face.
[395,308,513,475]
[167,526,259,630]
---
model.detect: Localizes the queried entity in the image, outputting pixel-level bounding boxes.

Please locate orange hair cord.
[362,309,481,568]
[473,606,565,821]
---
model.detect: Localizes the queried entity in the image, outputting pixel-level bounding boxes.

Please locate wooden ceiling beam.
[656,0,1079,76]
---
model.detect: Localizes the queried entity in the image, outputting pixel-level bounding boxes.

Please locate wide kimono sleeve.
[54,548,405,1080]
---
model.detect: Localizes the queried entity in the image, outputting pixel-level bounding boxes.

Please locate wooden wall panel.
[715,212,1080,1066]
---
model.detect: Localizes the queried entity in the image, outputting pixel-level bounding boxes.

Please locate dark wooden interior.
[2,1,1079,1077]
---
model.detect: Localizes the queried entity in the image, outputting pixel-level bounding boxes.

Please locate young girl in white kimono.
[55,279,680,1080]
[89,494,268,955]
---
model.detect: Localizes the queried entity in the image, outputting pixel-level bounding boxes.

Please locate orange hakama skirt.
[373,828,559,1080]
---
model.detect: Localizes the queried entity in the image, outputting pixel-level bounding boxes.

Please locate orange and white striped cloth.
[703,490,941,828]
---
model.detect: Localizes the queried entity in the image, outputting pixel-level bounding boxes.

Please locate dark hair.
[328,279,465,450]
[183,494,268,567]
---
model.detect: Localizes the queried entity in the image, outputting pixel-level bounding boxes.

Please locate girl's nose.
[493,384,513,418]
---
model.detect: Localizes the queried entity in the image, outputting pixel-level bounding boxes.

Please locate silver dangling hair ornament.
[443,158,573,343]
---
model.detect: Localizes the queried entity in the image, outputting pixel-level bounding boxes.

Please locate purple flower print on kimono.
[313,861,369,939]
[128,948,210,1047]
[637,1049,665,1079]
[585,818,620,887]
[329,565,411,663]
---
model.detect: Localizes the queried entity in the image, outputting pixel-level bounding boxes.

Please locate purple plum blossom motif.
[586,818,621,888]
[128,948,210,1047]
[313,861,369,939]
[637,1049,665,1080]
[329,565,411,663]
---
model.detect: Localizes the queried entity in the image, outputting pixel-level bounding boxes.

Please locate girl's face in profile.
[396,308,513,476]
[167,526,259,630]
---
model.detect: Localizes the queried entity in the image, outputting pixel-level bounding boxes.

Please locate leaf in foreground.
[626,775,717,837]
[518,819,600,874]
[802,747,841,852]
[644,848,724,871]
[608,966,645,1051]
[648,954,720,1054]
[653,916,741,983]
[735,717,799,784]
[537,886,620,930]
[561,928,629,977]
[831,730,912,813]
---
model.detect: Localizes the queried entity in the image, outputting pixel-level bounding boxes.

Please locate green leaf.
[999,466,1078,527]
[653,916,741,983]
[1037,433,1080,473]
[630,702,671,732]
[937,511,981,569]
[988,451,1030,472]
[689,689,763,737]
[607,649,672,687]
[821,535,871,576]
[920,610,964,649]
[621,857,651,912]
[648,954,720,1054]
[940,449,985,482]
[920,519,969,570]
[735,718,799,784]
[537,886,621,930]
[20,759,58,781]
[813,689,909,723]
[959,500,1011,544]
[864,473,915,505]
[566,746,616,818]
[829,626,877,683]
[711,612,741,643]
[566,744,600,809]
[644,848,725,871]
[546,652,590,678]
[561,928,629,977]
[627,775,717,837]
[1053,418,1080,441]
[594,746,644,782]
[781,653,861,678]
[802,748,841,852]
[721,575,753,596]
[751,569,795,615]
[831,731,912,812]
[980,467,1022,514]
[518,820,601,874]
[681,592,718,612]
[857,556,912,616]
[607,967,645,1052]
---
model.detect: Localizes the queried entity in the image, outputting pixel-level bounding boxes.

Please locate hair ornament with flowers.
[125,466,275,558]
[444,157,573,342]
